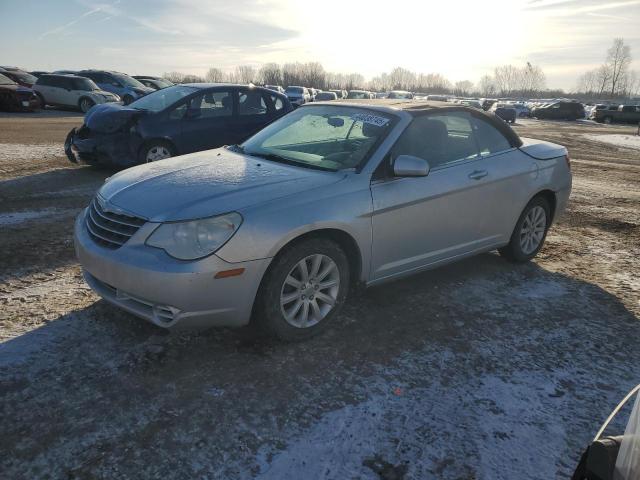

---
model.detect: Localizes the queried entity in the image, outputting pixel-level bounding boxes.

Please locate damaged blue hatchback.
[65,84,292,167]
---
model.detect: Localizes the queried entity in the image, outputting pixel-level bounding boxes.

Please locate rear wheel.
[139,140,175,163]
[254,238,350,341]
[499,196,551,263]
[79,97,95,113]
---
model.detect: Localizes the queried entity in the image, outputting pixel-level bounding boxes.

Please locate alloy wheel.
[280,254,340,328]
[519,206,546,255]
[145,146,172,162]
[80,99,93,113]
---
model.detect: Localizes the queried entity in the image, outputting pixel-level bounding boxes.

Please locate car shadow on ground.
[1,253,639,479]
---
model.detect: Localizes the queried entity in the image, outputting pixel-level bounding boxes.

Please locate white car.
[285,86,311,107]
[34,74,120,112]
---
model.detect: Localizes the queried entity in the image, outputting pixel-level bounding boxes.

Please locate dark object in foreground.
[66,84,292,167]
[572,384,640,480]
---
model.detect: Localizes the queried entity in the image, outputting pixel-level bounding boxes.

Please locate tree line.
[163,38,639,99]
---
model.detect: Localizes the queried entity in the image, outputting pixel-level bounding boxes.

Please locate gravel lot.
[0,113,639,479]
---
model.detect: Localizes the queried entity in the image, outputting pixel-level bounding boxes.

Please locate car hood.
[84,103,146,133]
[98,149,346,222]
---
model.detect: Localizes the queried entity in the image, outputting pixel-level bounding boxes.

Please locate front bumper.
[74,210,271,330]
[65,127,140,166]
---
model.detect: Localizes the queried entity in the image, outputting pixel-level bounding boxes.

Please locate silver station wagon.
[75,100,572,340]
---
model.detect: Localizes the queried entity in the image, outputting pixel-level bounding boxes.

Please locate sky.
[1,0,639,90]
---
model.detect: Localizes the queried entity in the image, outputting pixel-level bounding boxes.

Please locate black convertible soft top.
[335,99,523,148]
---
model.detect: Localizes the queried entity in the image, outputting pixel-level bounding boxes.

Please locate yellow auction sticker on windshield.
[352,113,389,127]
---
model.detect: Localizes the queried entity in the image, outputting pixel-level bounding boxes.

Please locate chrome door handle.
[468,170,488,180]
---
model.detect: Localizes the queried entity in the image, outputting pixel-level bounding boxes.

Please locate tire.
[253,238,350,341]
[499,196,551,263]
[138,140,175,163]
[122,95,134,105]
[79,97,95,113]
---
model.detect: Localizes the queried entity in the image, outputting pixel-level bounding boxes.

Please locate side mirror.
[184,108,201,119]
[393,155,430,177]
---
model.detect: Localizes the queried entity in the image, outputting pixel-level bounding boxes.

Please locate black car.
[531,101,585,120]
[133,76,174,90]
[65,84,292,167]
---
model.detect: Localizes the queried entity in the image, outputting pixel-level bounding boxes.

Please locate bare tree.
[163,71,188,83]
[205,68,226,83]
[606,38,632,96]
[233,65,257,84]
[493,65,520,96]
[478,75,496,97]
[453,80,474,96]
[302,62,326,88]
[258,63,282,86]
[519,62,546,95]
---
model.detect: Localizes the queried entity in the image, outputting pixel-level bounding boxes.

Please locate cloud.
[38,4,105,39]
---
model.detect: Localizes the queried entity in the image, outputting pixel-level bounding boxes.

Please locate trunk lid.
[519,137,567,160]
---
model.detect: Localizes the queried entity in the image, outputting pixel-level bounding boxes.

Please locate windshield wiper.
[245,151,336,172]
[225,144,245,153]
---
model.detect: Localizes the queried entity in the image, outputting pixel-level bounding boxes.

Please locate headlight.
[146,213,242,260]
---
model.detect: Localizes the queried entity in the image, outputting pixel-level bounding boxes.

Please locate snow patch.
[0,143,65,161]
[0,208,74,226]
[584,134,640,151]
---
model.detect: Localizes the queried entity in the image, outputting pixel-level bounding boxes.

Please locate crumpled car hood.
[98,149,346,222]
[84,103,145,133]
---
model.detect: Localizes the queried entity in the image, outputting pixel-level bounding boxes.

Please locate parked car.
[29,71,49,78]
[74,100,571,340]
[308,88,317,101]
[375,92,388,99]
[481,99,497,111]
[426,94,448,102]
[460,99,483,110]
[285,86,311,107]
[75,70,154,105]
[347,90,372,99]
[0,69,38,88]
[511,103,531,118]
[65,84,292,166]
[34,74,120,112]
[315,91,338,101]
[387,90,414,99]
[329,89,346,99]
[0,73,39,111]
[490,103,517,123]
[531,101,585,120]
[133,76,174,90]
[593,104,640,124]
[264,85,285,94]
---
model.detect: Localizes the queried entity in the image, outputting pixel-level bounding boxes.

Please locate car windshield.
[11,71,37,84]
[0,73,16,85]
[285,87,303,94]
[241,105,395,171]
[73,77,99,91]
[113,73,145,88]
[347,91,368,99]
[128,85,197,112]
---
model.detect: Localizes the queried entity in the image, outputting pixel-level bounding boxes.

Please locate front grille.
[85,197,146,249]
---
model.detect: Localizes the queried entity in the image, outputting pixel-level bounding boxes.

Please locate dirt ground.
[0,113,639,479]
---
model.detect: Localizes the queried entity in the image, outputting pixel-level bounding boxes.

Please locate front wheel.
[254,238,350,341]
[139,140,175,163]
[499,196,551,263]
[79,97,95,113]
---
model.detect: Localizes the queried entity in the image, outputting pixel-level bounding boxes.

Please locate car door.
[369,111,521,281]
[59,77,78,106]
[233,88,272,143]
[177,88,235,153]
[370,112,483,280]
[36,76,57,104]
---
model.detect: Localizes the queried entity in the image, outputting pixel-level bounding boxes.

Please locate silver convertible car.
[75,100,571,340]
